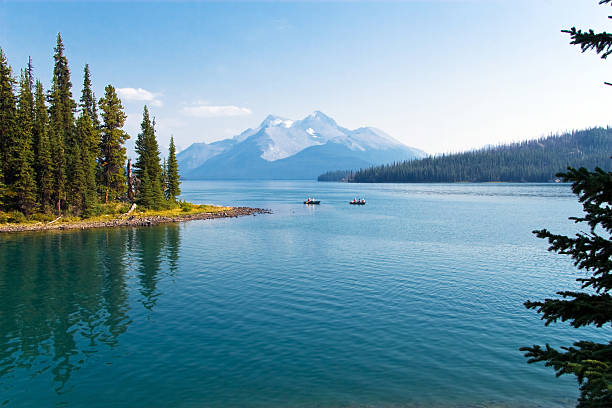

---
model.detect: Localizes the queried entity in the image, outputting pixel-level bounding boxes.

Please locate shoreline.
[0,206,271,233]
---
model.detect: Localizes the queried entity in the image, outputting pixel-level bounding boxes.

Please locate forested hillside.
[318,128,612,183]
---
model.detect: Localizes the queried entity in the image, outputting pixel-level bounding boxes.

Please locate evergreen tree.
[99,84,128,203]
[166,136,180,201]
[48,33,77,212]
[0,48,17,187]
[34,80,54,212]
[134,106,164,208]
[521,166,612,407]
[75,110,98,214]
[138,167,154,209]
[14,70,37,215]
[48,33,75,140]
[79,64,99,127]
[161,158,167,195]
[563,0,612,85]
[69,141,87,214]
[521,2,612,406]
[0,165,5,210]
[50,121,66,214]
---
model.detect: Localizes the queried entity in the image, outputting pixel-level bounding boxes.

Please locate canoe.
[304,201,320,205]
[349,201,366,205]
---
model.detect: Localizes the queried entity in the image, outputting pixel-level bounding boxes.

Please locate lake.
[0,181,605,408]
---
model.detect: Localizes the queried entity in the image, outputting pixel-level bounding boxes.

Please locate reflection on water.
[0,182,600,408]
[0,225,180,397]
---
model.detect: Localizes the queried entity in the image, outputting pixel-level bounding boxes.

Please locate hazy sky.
[1,0,610,155]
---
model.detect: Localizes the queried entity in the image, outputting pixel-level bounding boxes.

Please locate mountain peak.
[308,110,334,122]
[261,114,294,128]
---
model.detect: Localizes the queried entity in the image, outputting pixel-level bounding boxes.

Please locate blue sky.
[1,0,610,155]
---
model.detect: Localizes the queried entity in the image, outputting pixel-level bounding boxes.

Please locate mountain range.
[177,111,426,180]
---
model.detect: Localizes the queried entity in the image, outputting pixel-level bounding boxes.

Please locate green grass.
[0,202,232,227]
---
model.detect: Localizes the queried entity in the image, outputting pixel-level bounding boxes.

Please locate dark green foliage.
[521,166,612,407]
[161,158,168,193]
[318,169,355,182]
[0,34,184,219]
[563,0,612,58]
[50,119,66,214]
[320,128,612,183]
[79,111,98,214]
[48,33,75,141]
[79,64,99,128]
[521,5,612,405]
[0,48,18,189]
[34,82,53,212]
[0,165,5,208]
[166,136,180,200]
[14,70,37,215]
[134,106,164,208]
[47,33,76,214]
[99,84,129,203]
[563,0,612,84]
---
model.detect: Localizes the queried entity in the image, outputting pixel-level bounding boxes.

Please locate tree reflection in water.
[0,224,181,398]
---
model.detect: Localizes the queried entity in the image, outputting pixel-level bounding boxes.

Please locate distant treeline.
[0,34,181,219]
[318,128,612,183]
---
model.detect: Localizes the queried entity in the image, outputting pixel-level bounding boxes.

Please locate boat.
[304,199,320,205]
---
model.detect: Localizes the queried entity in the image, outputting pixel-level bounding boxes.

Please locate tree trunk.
[127,158,134,201]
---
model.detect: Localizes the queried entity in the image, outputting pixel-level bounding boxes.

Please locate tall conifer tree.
[166,136,180,201]
[0,165,5,210]
[75,110,98,214]
[79,64,99,127]
[48,33,75,140]
[48,33,77,211]
[134,106,164,208]
[34,80,54,212]
[49,115,66,214]
[99,85,129,203]
[0,48,17,186]
[14,70,37,215]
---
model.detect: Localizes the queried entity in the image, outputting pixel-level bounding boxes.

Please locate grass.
[0,201,233,227]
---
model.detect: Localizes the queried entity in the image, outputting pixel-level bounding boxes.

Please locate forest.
[318,128,612,183]
[0,34,181,222]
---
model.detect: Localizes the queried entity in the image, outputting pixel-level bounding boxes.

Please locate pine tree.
[0,165,5,210]
[563,0,612,85]
[161,158,168,196]
[75,110,98,214]
[48,33,77,212]
[521,167,612,407]
[50,120,66,214]
[14,70,37,215]
[99,84,129,203]
[0,48,17,187]
[166,136,180,201]
[521,2,612,406]
[34,80,54,212]
[134,106,164,208]
[138,167,154,209]
[79,64,99,127]
[48,33,75,140]
[69,141,86,214]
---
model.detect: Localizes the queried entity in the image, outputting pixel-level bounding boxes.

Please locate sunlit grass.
[0,202,233,227]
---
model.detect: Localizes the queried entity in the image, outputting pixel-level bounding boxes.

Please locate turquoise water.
[0,181,607,407]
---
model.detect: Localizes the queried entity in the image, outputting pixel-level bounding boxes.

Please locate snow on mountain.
[178,111,427,180]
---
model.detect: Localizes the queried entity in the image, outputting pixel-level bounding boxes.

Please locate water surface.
[0,181,606,407]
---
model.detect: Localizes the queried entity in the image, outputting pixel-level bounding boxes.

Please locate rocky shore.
[0,207,271,233]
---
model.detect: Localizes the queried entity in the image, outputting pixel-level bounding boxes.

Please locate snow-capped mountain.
[178,111,426,180]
